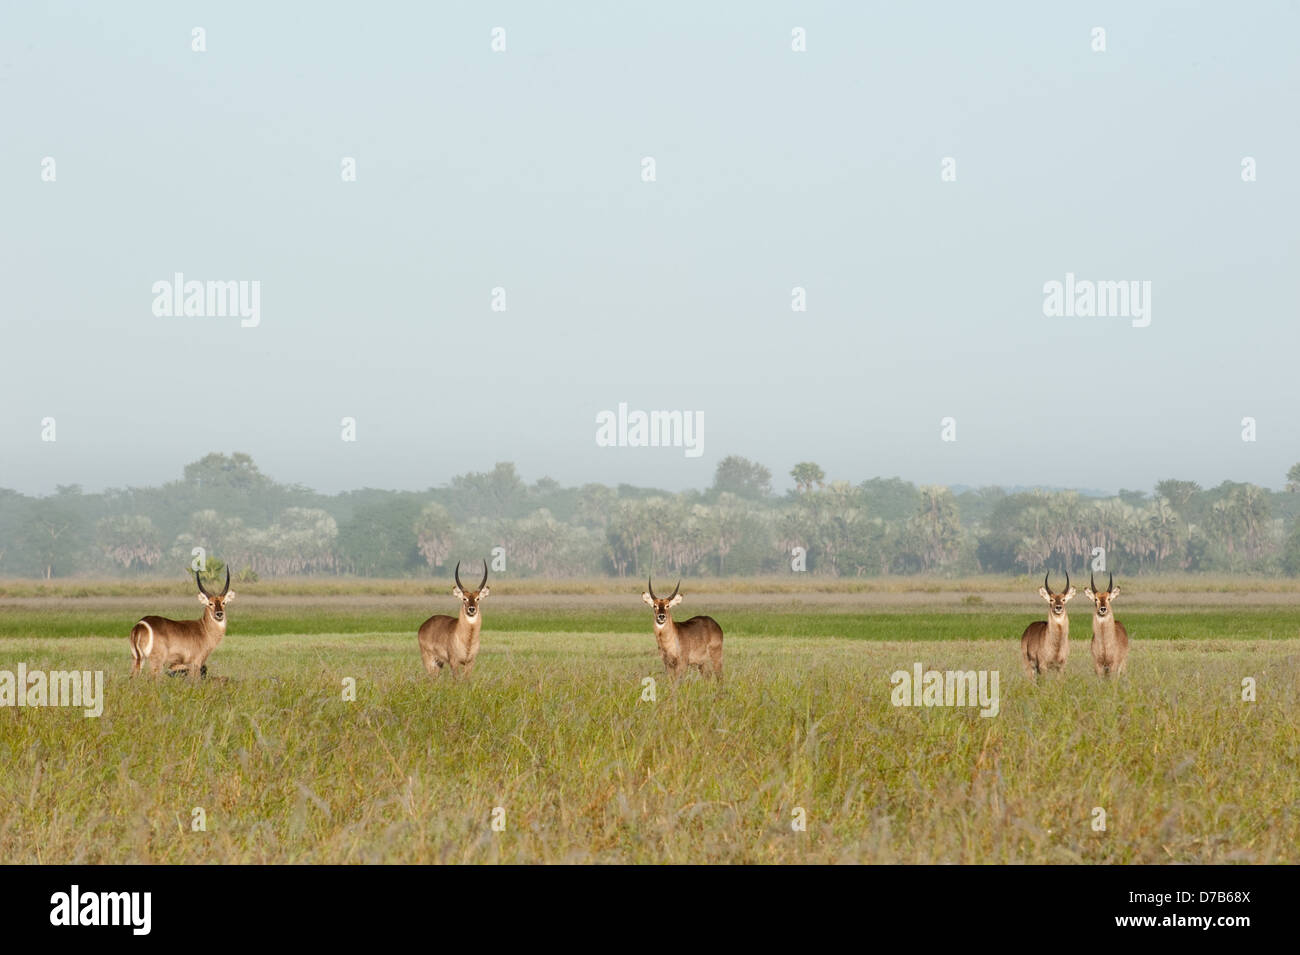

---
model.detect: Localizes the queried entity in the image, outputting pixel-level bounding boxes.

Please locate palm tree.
[706,493,748,575]
[906,486,963,571]
[790,462,826,494]
[1145,498,1183,570]
[414,503,456,569]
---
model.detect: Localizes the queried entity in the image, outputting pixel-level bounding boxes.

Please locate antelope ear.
[223,591,236,603]
[478,586,490,599]
[1084,588,1096,601]
[197,593,211,605]
[1038,587,1051,601]
[667,593,684,608]
[1064,587,1077,600]
[641,592,654,605]
[453,586,465,599]
[1108,586,1120,600]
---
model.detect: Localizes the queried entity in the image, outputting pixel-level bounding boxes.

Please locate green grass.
[2,588,1297,863]
[2,605,1298,643]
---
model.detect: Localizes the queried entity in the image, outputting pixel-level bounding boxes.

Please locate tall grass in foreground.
[1,634,1296,863]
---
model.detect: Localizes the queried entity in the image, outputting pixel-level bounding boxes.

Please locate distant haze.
[3,2,1297,497]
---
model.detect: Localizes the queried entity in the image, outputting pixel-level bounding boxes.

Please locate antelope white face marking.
[1037,574,1075,617]
[1086,584,1119,618]
[645,585,682,628]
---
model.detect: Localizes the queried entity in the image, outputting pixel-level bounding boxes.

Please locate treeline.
[4,453,1300,579]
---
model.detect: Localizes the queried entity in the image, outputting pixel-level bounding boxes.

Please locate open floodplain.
[1,577,1297,864]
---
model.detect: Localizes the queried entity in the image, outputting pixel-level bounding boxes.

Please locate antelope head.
[453,560,490,619]
[1085,573,1120,618]
[642,577,683,628]
[195,567,235,622]
[1038,571,1076,618]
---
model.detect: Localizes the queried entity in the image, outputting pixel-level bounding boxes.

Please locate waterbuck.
[641,577,724,680]
[1085,572,1129,676]
[130,568,235,678]
[1020,571,1076,679]
[417,560,490,678]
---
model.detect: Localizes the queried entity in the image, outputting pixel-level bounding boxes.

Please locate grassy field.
[1,579,1298,863]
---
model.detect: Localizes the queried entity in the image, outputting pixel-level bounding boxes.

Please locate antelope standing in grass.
[130,568,235,678]
[1085,572,1129,676]
[641,578,724,680]
[417,560,490,678]
[1020,571,1076,679]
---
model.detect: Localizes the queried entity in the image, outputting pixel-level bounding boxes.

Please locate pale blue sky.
[2,1,1297,496]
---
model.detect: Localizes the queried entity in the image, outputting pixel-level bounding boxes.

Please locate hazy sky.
[2,2,1297,497]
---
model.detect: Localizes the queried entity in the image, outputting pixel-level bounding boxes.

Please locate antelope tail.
[132,620,155,659]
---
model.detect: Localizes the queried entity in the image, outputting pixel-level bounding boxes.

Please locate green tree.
[778,482,871,575]
[252,508,338,575]
[96,514,163,570]
[1287,463,1300,493]
[449,462,528,519]
[170,509,249,573]
[338,497,423,576]
[574,483,617,529]
[183,452,273,492]
[1282,524,1300,575]
[703,493,749,574]
[19,488,87,578]
[1144,498,1185,570]
[606,500,647,577]
[712,456,772,500]
[1206,483,1272,561]
[640,496,693,572]
[498,509,601,576]
[858,477,922,521]
[901,486,963,572]
[414,503,456,569]
[1155,479,1201,512]
[790,462,825,493]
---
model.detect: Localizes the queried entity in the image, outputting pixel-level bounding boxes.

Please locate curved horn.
[222,566,231,597]
[454,561,464,591]
[648,576,657,601]
[478,559,489,591]
[1107,572,1114,594]
[668,579,680,600]
[1063,570,1070,593]
[1090,572,1097,593]
[1043,572,1051,593]
[195,568,210,597]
